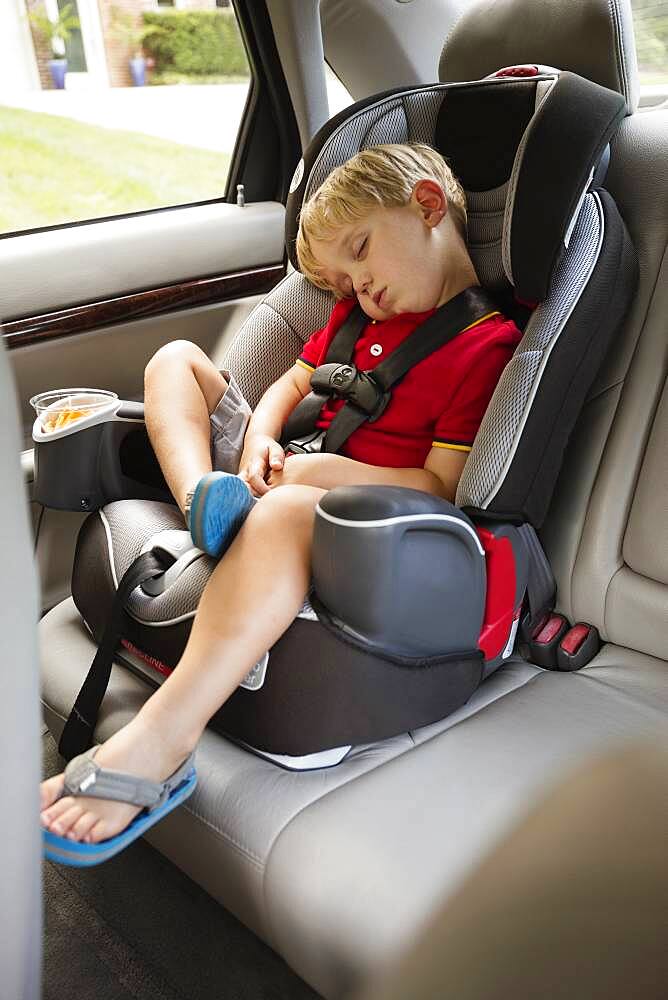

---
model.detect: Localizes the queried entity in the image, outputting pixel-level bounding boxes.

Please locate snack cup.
[30,389,119,436]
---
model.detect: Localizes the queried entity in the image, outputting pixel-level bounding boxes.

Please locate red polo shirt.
[296,296,521,469]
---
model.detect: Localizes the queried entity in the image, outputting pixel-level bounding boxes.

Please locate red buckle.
[532,614,567,645]
[527,613,569,669]
[557,623,600,671]
[494,65,539,78]
[560,623,590,655]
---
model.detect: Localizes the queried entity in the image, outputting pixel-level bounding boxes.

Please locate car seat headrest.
[286,72,626,304]
[438,0,638,115]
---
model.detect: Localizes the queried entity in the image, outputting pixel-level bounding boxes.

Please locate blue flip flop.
[189,471,256,558]
[43,746,197,867]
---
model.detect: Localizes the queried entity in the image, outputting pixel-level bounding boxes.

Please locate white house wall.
[0,0,40,91]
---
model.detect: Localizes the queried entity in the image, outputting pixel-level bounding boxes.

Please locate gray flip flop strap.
[62,746,196,812]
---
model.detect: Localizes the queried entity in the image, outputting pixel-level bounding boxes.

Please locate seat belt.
[58,549,171,760]
[281,286,500,455]
[517,523,557,641]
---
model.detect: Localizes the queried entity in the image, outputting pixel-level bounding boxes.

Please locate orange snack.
[44,408,86,433]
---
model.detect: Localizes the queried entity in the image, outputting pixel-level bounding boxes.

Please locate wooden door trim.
[3,264,284,349]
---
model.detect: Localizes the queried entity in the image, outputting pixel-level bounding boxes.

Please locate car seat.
[33,67,636,765]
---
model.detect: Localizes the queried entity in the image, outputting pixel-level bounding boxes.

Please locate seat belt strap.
[517,523,557,641]
[58,549,171,761]
[324,287,500,454]
[324,305,369,364]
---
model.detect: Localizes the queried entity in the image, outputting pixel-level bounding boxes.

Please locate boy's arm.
[239,364,313,494]
[268,447,468,503]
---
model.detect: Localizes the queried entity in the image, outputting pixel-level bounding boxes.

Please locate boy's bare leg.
[144,340,229,513]
[40,484,325,843]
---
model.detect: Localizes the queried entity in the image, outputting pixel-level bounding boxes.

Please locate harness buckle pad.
[310,363,390,421]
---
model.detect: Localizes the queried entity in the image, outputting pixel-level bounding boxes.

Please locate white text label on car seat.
[503,615,521,659]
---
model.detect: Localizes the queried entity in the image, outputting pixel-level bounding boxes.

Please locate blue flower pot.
[129,57,146,87]
[48,59,67,90]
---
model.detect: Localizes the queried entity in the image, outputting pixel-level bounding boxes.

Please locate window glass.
[0,0,251,235]
[325,64,354,118]
[631,0,668,93]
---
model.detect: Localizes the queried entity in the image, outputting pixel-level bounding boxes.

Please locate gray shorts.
[209,371,252,473]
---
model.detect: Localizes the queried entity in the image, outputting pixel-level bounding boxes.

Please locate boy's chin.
[359,300,394,322]
[361,306,389,321]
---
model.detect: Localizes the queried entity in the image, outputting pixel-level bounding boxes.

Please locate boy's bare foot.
[40,716,196,845]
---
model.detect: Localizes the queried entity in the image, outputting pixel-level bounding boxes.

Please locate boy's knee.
[144,340,201,384]
[252,485,323,525]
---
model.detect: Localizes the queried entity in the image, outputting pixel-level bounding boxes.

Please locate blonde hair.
[296,143,467,293]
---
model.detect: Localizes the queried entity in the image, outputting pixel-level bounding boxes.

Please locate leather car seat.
[357,738,668,1000]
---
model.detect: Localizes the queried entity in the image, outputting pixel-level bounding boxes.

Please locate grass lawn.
[638,70,668,85]
[0,105,231,234]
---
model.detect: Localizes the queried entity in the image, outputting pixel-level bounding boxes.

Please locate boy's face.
[309,180,451,321]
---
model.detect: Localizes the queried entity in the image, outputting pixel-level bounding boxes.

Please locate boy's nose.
[353,273,371,295]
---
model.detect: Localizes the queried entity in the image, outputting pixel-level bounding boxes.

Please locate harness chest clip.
[310,362,390,422]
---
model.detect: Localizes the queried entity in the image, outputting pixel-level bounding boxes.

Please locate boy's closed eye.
[354,236,368,259]
[335,237,367,297]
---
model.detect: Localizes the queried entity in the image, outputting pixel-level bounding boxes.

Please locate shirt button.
[370,343,383,357]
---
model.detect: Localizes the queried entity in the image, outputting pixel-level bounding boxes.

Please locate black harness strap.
[281,306,368,444]
[58,550,171,761]
[282,286,500,456]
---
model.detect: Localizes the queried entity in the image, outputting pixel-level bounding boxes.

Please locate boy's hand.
[238,434,285,496]
[266,452,334,490]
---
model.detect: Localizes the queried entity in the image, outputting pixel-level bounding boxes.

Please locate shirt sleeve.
[432,319,520,452]
[297,324,329,372]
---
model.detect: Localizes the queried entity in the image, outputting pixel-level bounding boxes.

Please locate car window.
[631,0,668,100]
[325,64,354,117]
[0,0,251,235]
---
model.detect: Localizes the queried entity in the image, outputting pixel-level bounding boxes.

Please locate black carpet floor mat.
[42,730,320,1000]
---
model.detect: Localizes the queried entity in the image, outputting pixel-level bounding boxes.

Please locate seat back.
[542,105,668,661]
[225,68,635,529]
[0,338,42,999]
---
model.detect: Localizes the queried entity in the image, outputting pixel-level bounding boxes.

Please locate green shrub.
[142,10,249,77]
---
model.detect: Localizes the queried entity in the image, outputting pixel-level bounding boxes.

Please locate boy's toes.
[87,817,110,845]
[40,773,65,812]
[69,811,99,843]
[41,793,76,830]
[47,802,85,837]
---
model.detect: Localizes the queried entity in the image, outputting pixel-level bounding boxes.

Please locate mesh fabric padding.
[102,500,214,624]
[222,272,334,408]
[457,191,604,510]
[305,91,445,199]
[466,183,510,293]
[404,90,447,142]
[363,104,409,148]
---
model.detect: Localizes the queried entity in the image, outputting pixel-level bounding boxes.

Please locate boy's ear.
[411,180,447,227]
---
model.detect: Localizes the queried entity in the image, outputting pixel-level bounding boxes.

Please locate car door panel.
[0,202,284,318]
[3,201,286,611]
